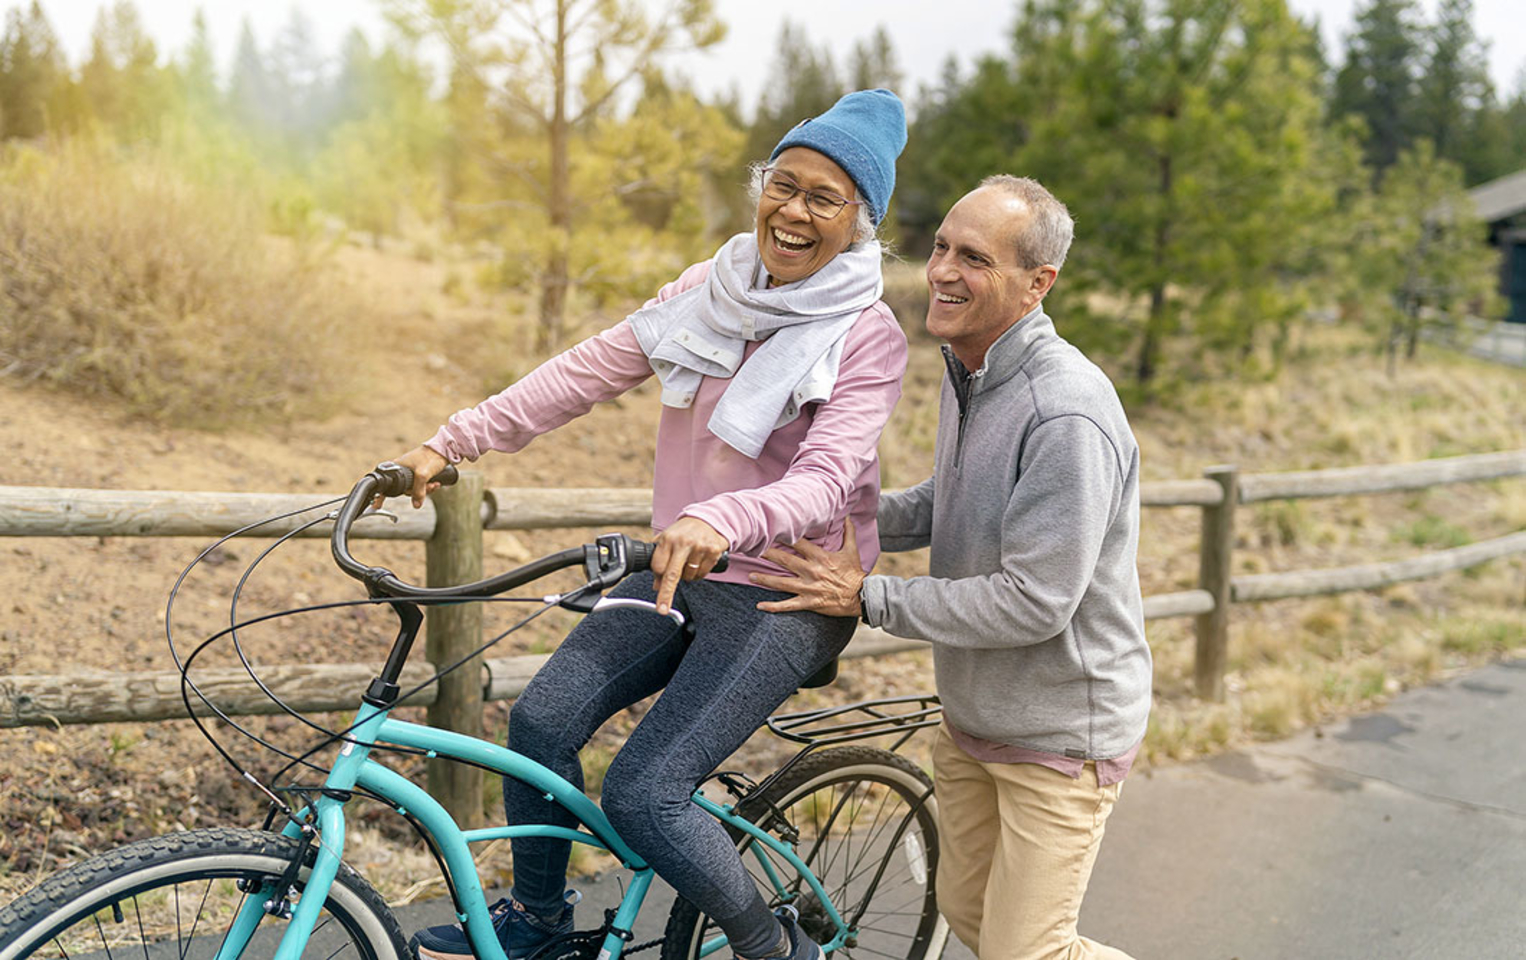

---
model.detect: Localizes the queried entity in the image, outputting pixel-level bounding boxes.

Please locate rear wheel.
[0,827,406,960]
[661,747,947,959]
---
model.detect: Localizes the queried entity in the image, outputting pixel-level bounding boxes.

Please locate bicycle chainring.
[523,929,606,960]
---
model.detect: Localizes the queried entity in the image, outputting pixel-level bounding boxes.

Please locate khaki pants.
[933,724,1134,960]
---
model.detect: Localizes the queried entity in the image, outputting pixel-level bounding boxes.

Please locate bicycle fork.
[216,703,387,960]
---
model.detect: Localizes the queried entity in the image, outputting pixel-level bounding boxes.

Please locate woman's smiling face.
[755,148,861,286]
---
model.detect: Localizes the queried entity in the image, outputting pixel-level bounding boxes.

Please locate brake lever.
[548,590,686,627]
[591,597,686,627]
[329,505,400,524]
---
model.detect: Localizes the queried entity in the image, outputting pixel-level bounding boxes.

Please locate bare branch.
[499,0,551,49]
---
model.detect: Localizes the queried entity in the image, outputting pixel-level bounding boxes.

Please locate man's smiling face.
[925,186,1056,369]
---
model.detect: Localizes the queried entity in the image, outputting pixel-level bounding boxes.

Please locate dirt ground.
[1,243,1522,901]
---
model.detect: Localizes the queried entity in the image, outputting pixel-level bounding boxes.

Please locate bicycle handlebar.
[373,459,461,500]
[331,463,726,603]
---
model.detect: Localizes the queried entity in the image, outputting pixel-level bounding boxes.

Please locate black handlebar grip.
[626,539,656,573]
[622,540,728,576]
[374,461,460,499]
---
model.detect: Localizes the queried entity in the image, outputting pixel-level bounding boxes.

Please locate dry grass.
[0,140,365,427]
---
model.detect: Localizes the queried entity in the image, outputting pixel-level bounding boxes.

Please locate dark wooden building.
[1469,169,1526,324]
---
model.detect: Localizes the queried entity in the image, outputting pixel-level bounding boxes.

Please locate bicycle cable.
[165,495,345,673]
[227,512,376,743]
[166,491,620,822]
[179,593,559,794]
[266,591,570,788]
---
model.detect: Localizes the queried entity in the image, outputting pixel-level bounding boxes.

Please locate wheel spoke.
[183,878,214,958]
[92,912,114,960]
[133,896,150,960]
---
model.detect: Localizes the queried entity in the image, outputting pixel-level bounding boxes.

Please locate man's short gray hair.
[748,161,878,246]
[979,174,1074,270]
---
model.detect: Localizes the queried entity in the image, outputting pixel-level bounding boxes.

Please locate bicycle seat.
[801,657,838,689]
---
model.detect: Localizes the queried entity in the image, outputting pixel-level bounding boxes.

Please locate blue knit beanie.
[769,88,907,225]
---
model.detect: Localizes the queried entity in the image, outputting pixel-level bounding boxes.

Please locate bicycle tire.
[0,826,407,960]
[660,746,948,960]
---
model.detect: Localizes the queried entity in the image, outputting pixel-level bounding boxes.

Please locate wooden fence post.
[1195,465,1239,702]
[426,470,485,828]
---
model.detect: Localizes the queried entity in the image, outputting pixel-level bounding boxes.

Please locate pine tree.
[228,19,276,138]
[386,0,727,351]
[175,9,219,120]
[848,26,903,93]
[1415,0,1495,184]
[1504,76,1526,174]
[268,7,327,151]
[311,36,444,242]
[0,1,66,139]
[1002,0,1358,384]
[1331,0,1422,176]
[331,29,377,125]
[77,1,165,139]
[1354,142,1502,367]
[898,53,1024,257]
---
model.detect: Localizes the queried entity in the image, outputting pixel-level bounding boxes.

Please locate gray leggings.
[504,574,854,957]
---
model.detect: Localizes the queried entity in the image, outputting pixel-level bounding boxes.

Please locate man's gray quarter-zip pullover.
[861,307,1152,759]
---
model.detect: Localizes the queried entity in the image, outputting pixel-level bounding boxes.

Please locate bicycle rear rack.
[766,694,942,753]
[704,695,943,817]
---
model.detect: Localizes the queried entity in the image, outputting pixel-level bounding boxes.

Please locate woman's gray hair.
[979,174,1074,270]
[748,161,878,246]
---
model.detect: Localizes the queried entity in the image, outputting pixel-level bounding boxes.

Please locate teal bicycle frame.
[218,698,852,960]
[210,473,857,960]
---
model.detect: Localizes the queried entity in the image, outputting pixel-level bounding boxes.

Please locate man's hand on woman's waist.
[751,519,866,618]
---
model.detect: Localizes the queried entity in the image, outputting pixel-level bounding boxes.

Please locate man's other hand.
[752,519,866,617]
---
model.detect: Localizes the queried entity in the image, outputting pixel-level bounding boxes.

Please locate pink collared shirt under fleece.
[424,260,908,587]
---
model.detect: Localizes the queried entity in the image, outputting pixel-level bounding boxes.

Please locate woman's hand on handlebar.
[651,517,729,615]
[374,446,450,510]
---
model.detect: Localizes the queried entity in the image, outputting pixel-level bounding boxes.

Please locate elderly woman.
[402,89,907,960]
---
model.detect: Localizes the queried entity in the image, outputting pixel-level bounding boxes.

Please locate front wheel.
[0,827,407,960]
[661,746,948,959]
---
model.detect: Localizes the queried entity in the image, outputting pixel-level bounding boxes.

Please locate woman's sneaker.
[410,891,579,960]
[743,905,825,960]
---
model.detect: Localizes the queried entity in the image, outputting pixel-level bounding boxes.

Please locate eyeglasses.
[761,167,864,220]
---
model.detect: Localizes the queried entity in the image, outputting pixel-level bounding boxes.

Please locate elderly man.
[752,175,1149,960]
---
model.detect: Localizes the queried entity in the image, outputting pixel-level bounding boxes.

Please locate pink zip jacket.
[424,260,908,587]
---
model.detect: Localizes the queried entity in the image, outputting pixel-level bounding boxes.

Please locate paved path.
[1082,657,1526,959]
[393,658,1526,959]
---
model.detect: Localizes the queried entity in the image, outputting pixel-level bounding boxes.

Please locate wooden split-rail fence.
[1,449,1523,824]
